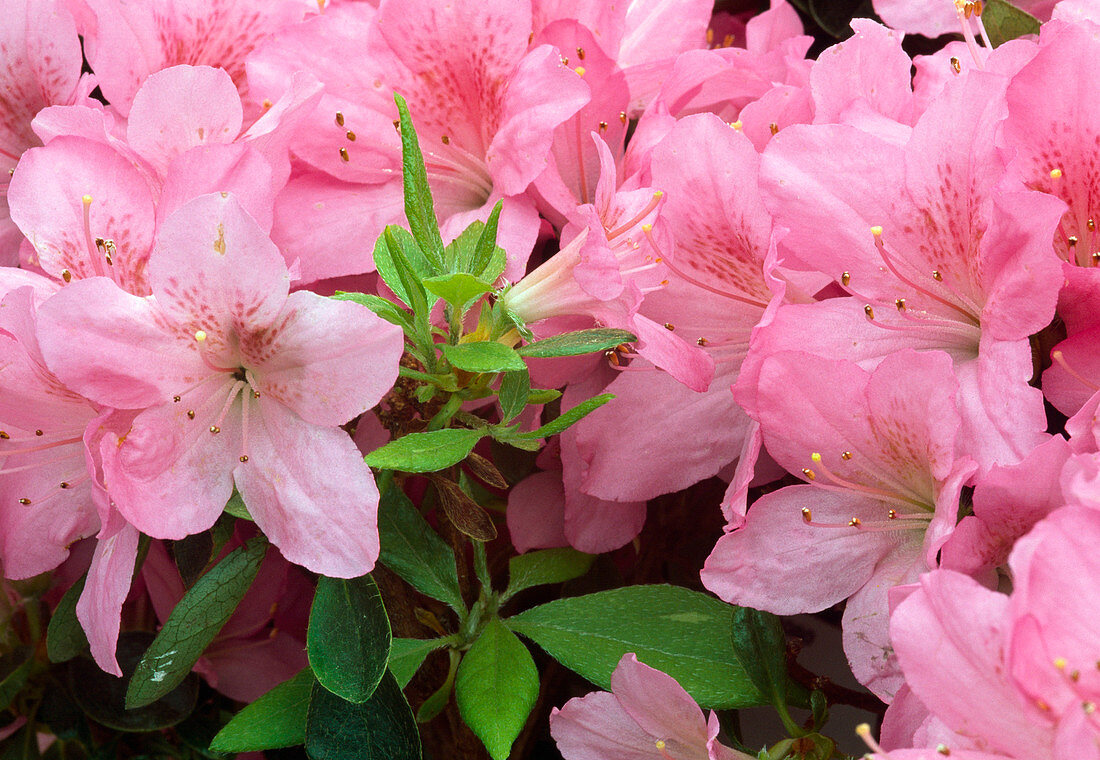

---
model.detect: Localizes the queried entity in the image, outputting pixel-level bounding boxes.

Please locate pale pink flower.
[551,653,751,760]
[35,193,404,578]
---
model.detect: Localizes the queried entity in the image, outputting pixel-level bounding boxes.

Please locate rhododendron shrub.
[3,0,1099,759]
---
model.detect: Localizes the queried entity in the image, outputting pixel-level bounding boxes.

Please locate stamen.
[655,740,674,760]
[950,56,961,74]
[1051,350,1100,392]
[769,122,779,136]
[807,452,928,510]
[856,723,887,755]
[61,269,72,283]
[345,131,356,142]
[82,195,107,277]
[335,112,344,127]
[841,271,851,286]
[730,120,742,130]
[870,227,980,324]
[576,46,585,60]
[339,147,350,162]
[664,323,675,331]
[606,192,663,240]
[619,111,627,125]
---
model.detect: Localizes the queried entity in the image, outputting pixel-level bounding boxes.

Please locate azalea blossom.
[34,192,404,578]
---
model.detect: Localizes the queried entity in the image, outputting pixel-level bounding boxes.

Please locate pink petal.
[507,471,569,554]
[250,290,403,427]
[890,570,1052,757]
[701,487,900,614]
[9,136,156,293]
[234,402,380,578]
[77,510,140,676]
[126,65,243,178]
[149,192,290,336]
[159,144,276,232]
[36,277,204,409]
[609,654,710,753]
[550,693,661,760]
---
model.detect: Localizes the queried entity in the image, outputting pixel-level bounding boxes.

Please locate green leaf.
[126,537,267,709]
[377,482,465,613]
[422,273,493,310]
[455,618,539,760]
[468,200,504,277]
[308,574,392,704]
[440,342,526,374]
[518,393,614,439]
[497,370,530,425]
[518,329,637,359]
[71,632,200,732]
[223,490,252,520]
[366,427,486,473]
[305,672,421,760]
[380,226,432,317]
[506,585,767,709]
[0,648,33,710]
[46,574,88,663]
[395,93,445,273]
[332,291,412,329]
[982,0,1040,46]
[389,638,449,688]
[209,669,314,753]
[504,548,595,601]
[170,531,215,588]
[729,606,788,708]
[526,388,561,405]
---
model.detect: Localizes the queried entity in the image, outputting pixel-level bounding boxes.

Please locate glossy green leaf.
[422,273,493,310]
[389,638,449,688]
[72,632,200,732]
[126,537,266,709]
[308,574,392,704]
[506,585,767,709]
[455,618,538,760]
[518,393,614,439]
[395,93,445,273]
[209,669,314,753]
[366,427,486,473]
[46,574,88,663]
[729,606,788,708]
[332,291,412,329]
[377,482,465,612]
[526,388,561,405]
[982,0,1040,46]
[0,649,33,710]
[504,548,594,601]
[305,672,421,760]
[440,342,526,373]
[518,329,637,358]
[497,370,530,425]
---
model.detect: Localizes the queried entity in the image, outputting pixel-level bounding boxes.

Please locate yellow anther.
[652,191,664,199]
[841,271,851,286]
[870,225,883,237]
[573,66,586,76]
[641,223,653,233]
[82,194,93,205]
[194,330,207,342]
[811,452,823,463]
[1055,657,1068,670]
[655,740,666,750]
[1050,168,1063,180]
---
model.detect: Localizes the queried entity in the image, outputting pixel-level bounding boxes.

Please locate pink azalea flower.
[550,653,751,760]
[77,0,307,116]
[703,350,977,700]
[35,193,404,578]
[565,113,784,504]
[885,505,1100,759]
[0,0,91,263]
[247,0,589,282]
[758,70,1064,470]
[0,271,100,579]
[10,65,321,294]
[874,0,1055,39]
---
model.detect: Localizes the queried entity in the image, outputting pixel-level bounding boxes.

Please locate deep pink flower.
[35,193,404,578]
